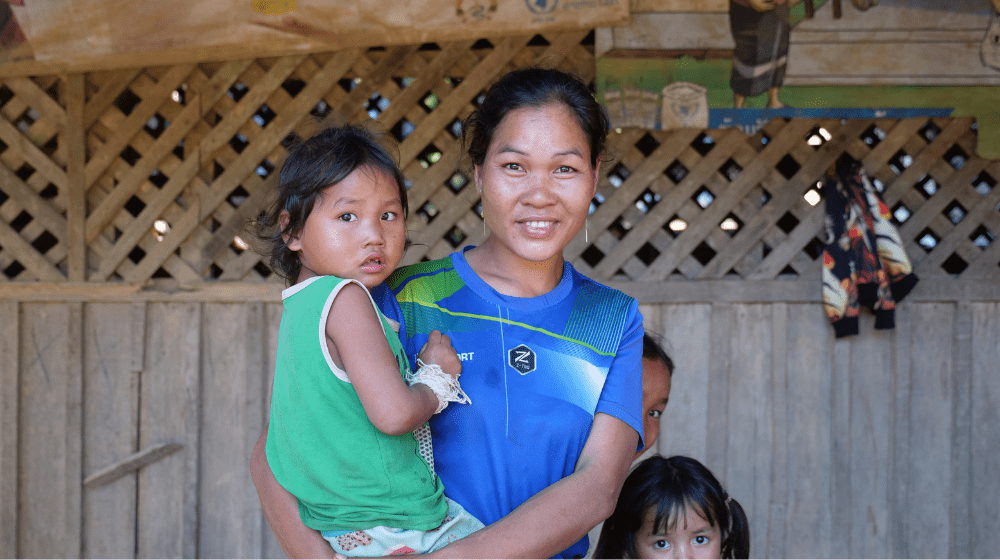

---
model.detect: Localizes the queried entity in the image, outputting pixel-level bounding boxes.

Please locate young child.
[593,455,750,559]
[636,333,675,460]
[255,124,483,556]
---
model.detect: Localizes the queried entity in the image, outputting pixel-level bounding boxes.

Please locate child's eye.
[382,211,398,221]
[653,540,669,550]
[694,536,709,545]
[339,213,357,222]
[648,409,662,418]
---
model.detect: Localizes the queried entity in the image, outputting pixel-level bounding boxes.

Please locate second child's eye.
[382,211,398,221]
[694,536,709,545]
[339,213,357,222]
[653,540,669,550]
[648,409,662,418]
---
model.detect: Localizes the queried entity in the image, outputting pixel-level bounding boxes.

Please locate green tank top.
[265,275,447,531]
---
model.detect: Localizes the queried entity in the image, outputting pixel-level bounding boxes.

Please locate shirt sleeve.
[594,301,645,452]
[370,282,418,368]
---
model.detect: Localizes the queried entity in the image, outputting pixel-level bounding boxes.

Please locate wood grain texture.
[82,303,139,558]
[725,304,773,551]
[847,321,892,557]
[783,303,835,558]
[970,302,1000,559]
[906,303,955,559]
[65,74,87,281]
[138,302,200,559]
[0,301,18,558]
[654,303,713,460]
[18,303,83,558]
[199,303,266,559]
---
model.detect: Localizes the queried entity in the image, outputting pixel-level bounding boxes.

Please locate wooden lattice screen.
[0,29,998,293]
[575,116,1000,286]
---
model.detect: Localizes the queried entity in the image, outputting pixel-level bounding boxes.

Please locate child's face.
[635,506,721,559]
[636,356,672,459]
[286,166,405,288]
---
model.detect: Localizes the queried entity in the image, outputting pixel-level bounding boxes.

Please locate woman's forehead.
[489,103,589,157]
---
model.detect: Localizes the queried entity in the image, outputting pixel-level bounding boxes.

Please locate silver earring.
[585,219,588,243]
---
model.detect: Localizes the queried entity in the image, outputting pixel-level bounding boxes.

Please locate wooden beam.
[65,74,87,281]
[83,442,183,490]
[0,301,18,558]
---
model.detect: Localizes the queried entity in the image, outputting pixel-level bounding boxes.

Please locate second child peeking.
[255,124,483,557]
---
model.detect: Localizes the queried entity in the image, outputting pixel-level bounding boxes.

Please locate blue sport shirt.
[373,248,644,559]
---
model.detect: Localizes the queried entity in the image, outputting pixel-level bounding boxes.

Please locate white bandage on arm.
[406,359,472,414]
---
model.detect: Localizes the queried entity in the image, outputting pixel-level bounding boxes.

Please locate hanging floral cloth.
[822,157,919,338]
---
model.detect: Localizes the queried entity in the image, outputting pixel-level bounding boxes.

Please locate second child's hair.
[255,124,408,283]
[462,67,610,168]
[594,455,750,559]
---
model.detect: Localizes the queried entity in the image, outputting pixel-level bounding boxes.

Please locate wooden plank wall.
[0,298,286,559]
[644,299,1000,559]
[2,294,998,558]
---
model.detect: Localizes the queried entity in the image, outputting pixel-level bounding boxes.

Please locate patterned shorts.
[321,497,484,556]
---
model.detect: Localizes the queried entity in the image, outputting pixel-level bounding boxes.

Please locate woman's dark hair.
[255,123,407,283]
[594,455,750,559]
[642,333,674,376]
[462,67,610,168]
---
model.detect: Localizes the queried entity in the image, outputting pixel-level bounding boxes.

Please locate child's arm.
[328,282,459,435]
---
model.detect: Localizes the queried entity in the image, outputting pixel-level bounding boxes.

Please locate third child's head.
[260,124,408,288]
[638,333,675,458]
[595,455,750,559]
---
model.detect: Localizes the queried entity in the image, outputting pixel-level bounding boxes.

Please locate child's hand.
[417,330,462,379]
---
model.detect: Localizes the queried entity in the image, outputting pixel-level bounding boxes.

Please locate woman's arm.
[430,412,638,559]
[250,428,336,559]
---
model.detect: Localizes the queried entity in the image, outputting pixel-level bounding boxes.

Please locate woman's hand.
[250,428,336,559]
[427,413,638,558]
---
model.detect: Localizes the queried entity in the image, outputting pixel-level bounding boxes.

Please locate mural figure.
[982,0,1000,71]
[728,0,790,109]
[0,0,27,62]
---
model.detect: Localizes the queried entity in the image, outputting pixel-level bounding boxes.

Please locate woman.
[251,67,645,559]
[728,0,790,109]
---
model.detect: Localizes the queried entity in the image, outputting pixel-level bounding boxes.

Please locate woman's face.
[474,103,599,267]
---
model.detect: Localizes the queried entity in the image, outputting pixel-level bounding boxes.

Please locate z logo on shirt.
[508,344,536,375]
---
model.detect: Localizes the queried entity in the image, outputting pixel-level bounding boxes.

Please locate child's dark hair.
[255,124,407,283]
[642,333,674,375]
[462,67,610,168]
[594,455,750,559]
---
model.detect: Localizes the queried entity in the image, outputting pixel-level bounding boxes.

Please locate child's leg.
[322,498,484,556]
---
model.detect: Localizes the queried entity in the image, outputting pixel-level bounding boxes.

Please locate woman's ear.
[474,164,483,194]
[591,157,602,197]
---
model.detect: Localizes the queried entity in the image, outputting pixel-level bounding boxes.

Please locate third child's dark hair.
[594,455,750,559]
[255,124,407,283]
[462,67,610,168]
[642,333,674,376]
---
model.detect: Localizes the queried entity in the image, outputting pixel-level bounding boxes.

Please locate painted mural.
[598,0,1000,158]
[0,0,626,68]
